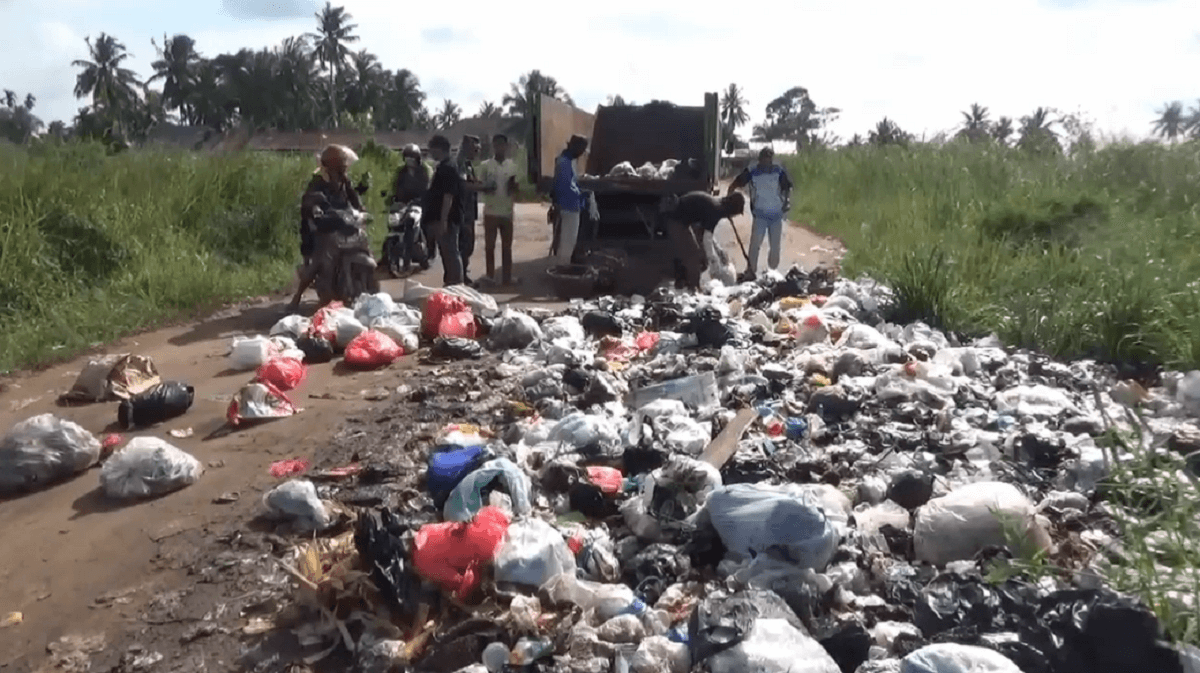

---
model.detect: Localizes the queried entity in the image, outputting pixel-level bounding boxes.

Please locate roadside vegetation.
[789,139,1200,372]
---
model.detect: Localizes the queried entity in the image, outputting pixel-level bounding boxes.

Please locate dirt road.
[0,197,841,672]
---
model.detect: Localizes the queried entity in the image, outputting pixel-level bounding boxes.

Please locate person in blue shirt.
[550,134,589,264]
[728,146,793,277]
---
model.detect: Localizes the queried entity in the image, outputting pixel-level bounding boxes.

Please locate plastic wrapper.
[226,381,299,427]
[59,353,160,403]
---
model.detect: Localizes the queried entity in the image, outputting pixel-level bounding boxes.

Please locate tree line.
[0,1,1186,151]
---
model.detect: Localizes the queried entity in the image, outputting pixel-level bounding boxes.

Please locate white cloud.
[5,0,1199,142]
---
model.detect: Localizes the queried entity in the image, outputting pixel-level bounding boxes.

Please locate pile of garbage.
[596,159,699,181]
[252,266,1200,673]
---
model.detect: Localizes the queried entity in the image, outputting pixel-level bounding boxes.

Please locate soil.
[0,194,841,672]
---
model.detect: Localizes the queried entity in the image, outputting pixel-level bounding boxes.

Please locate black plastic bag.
[431,337,483,360]
[816,621,872,673]
[580,310,623,338]
[354,507,436,621]
[625,543,691,605]
[1036,589,1183,673]
[684,306,733,348]
[117,381,194,429]
[297,335,335,364]
[687,590,804,666]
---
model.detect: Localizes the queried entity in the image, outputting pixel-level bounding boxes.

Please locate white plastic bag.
[353,292,399,325]
[263,479,331,532]
[630,636,690,673]
[547,412,622,450]
[541,316,586,345]
[228,335,278,371]
[443,458,532,522]
[401,282,499,318]
[0,414,102,496]
[494,518,576,589]
[707,618,840,673]
[900,643,1022,673]
[490,309,544,350]
[334,314,368,349]
[269,315,311,340]
[100,437,203,499]
[913,481,1049,565]
[371,319,420,354]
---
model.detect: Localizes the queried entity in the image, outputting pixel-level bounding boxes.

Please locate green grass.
[785,140,1200,370]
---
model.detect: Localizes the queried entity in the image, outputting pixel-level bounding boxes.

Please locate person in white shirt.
[477,133,521,285]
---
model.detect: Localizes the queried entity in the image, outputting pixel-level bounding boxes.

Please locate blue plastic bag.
[428,444,489,507]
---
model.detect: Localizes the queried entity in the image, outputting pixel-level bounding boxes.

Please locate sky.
[1,0,1197,142]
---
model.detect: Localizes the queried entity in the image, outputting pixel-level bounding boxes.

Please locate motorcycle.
[312,206,380,305]
[381,199,430,277]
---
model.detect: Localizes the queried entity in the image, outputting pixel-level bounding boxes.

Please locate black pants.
[459,217,476,279]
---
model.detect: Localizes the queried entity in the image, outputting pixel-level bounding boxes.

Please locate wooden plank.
[699,408,758,469]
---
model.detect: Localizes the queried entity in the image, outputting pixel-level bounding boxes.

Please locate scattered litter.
[168,427,194,439]
[59,354,160,404]
[270,458,311,478]
[1,611,22,628]
[227,382,299,427]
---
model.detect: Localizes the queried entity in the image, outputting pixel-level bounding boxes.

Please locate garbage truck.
[527,92,722,292]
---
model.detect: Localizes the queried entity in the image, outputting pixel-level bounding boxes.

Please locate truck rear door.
[527,92,596,192]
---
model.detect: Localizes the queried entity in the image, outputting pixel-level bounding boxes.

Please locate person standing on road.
[477,133,521,286]
[728,146,793,278]
[550,134,589,264]
[423,135,466,286]
[663,191,746,289]
[457,135,482,287]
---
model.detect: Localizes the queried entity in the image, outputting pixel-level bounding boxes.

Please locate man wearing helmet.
[392,144,430,204]
[287,144,364,313]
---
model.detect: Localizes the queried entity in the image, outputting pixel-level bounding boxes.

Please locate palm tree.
[957,103,990,142]
[991,116,1014,145]
[1189,101,1200,139]
[1017,107,1059,152]
[23,94,35,111]
[478,100,503,119]
[605,94,631,106]
[308,2,359,127]
[72,33,140,116]
[434,99,462,130]
[382,68,424,130]
[149,34,200,123]
[188,58,231,130]
[2,90,15,109]
[869,117,910,146]
[343,49,383,118]
[1153,101,1186,142]
[502,69,572,139]
[720,83,749,130]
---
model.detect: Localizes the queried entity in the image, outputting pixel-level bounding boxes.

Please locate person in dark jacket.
[287,144,364,313]
[391,143,430,205]
[423,134,467,286]
[457,135,482,286]
[663,191,746,289]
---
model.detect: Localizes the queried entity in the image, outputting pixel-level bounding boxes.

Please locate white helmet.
[402,143,422,160]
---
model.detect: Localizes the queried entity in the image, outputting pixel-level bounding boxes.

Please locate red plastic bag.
[307,301,346,343]
[227,381,298,427]
[343,329,404,368]
[422,292,468,338]
[255,357,308,391]
[437,310,478,339]
[635,331,660,352]
[269,458,310,478]
[412,506,510,601]
[586,466,624,495]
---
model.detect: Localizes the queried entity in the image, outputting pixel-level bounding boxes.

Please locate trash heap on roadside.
[245,266,1200,673]
[9,266,1200,672]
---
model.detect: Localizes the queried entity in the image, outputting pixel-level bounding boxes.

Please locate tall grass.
[786,141,1200,370]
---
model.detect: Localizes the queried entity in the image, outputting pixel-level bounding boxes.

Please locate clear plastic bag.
[100,437,203,499]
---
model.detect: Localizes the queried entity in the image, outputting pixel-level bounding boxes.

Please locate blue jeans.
[748,214,783,274]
